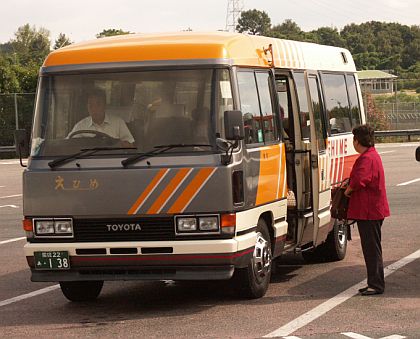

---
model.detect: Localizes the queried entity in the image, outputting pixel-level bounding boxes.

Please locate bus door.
[303,72,331,246]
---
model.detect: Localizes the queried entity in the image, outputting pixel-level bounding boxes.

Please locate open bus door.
[303,71,332,247]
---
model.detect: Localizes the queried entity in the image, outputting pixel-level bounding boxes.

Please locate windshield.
[31,68,233,157]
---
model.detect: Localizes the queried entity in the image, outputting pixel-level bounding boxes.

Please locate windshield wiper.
[121,143,212,167]
[48,147,136,169]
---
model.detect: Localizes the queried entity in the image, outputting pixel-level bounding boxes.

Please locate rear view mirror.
[416,146,420,162]
[224,110,244,141]
[14,129,29,158]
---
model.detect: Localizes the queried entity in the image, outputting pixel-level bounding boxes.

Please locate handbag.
[330,184,349,220]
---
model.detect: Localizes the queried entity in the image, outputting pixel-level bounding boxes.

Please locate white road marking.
[378,150,395,155]
[380,335,406,339]
[0,194,22,199]
[283,337,302,339]
[342,333,372,339]
[397,178,420,186]
[0,237,26,245]
[264,249,420,338]
[0,186,5,188]
[0,285,60,307]
[0,204,19,209]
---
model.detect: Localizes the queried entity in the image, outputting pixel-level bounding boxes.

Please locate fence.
[0,93,35,148]
[376,101,420,130]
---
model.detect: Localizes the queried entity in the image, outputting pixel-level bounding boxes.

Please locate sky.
[1,0,419,44]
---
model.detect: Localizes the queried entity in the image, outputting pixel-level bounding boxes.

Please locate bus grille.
[73,217,175,242]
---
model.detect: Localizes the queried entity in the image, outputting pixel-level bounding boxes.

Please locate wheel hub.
[251,233,272,284]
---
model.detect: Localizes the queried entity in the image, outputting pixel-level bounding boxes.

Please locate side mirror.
[14,129,29,158]
[416,146,420,162]
[224,110,244,141]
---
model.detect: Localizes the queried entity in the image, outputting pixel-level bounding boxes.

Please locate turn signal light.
[221,213,236,235]
[22,219,33,232]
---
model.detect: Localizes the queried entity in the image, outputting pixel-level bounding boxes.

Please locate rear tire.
[234,219,272,299]
[60,281,104,302]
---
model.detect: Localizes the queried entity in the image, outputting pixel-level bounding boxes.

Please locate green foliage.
[365,93,389,131]
[96,29,131,39]
[236,9,271,35]
[269,19,304,40]
[54,33,72,50]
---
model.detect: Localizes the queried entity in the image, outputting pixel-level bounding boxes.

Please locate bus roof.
[44,32,356,72]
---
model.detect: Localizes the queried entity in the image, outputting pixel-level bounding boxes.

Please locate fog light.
[177,217,197,232]
[199,216,219,231]
[35,220,54,235]
[54,220,73,234]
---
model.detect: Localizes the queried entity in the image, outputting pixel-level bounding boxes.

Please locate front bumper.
[25,234,256,282]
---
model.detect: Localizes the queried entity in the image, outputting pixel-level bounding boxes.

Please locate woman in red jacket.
[344,125,390,296]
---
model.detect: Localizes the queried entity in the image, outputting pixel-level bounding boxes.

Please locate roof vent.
[341,52,348,64]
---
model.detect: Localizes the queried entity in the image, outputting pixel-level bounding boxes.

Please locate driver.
[68,88,134,147]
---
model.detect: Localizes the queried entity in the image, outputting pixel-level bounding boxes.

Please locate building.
[358,70,397,94]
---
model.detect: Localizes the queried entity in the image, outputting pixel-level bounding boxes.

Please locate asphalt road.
[0,144,419,338]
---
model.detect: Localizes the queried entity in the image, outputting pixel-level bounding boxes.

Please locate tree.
[236,9,271,35]
[96,29,131,38]
[10,24,50,65]
[54,33,72,50]
[310,27,345,47]
[270,19,304,41]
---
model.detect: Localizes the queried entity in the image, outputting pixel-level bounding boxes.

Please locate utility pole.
[225,0,244,32]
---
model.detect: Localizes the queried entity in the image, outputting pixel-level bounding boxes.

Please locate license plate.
[34,251,70,270]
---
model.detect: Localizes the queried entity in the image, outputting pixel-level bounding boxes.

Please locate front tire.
[234,219,272,299]
[323,219,348,261]
[60,281,104,302]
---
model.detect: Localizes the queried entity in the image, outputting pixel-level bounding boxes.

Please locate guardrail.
[375,129,420,142]
[0,146,15,153]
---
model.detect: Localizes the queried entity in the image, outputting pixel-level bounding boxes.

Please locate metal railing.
[375,129,420,142]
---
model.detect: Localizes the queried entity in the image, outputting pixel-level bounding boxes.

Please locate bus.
[18,32,364,301]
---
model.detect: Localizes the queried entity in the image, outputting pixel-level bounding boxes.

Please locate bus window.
[237,71,263,145]
[308,76,326,151]
[346,74,361,127]
[255,72,278,143]
[275,76,291,139]
[294,73,310,139]
[322,73,351,134]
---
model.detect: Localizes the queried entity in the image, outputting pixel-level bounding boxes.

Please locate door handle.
[311,154,318,168]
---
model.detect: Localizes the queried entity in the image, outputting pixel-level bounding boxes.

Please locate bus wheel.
[234,219,272,299]
[323,219,348,261]
[59,281,104,302]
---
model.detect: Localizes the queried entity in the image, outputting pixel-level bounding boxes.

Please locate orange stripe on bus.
[279,144,287,198]
[127,168,168,215]
[167,168,215,214]
[256,145,282,205]
[146,168,192,214]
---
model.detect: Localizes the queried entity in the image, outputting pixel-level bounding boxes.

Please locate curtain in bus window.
[323,74,351,134]
[308,76,326,151]
[237,72,263,144]
[255,72,278,143]
[294,73,310,139]
[346,75,361,127]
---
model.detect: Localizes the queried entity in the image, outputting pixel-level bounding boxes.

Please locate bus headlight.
[35,220,55,235]
[199,216,219,231]
[54,220,73,234]
[177,217,197,232]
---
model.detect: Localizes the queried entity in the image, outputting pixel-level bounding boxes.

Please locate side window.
[294,73,310,139]
[322,73,351,134]
[237,72,262,144]
[255,72,278,143]
[346,74,361,127]
[308,76,326,151]
[276,76,292,139]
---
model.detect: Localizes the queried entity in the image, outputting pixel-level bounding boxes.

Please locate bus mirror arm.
[216,137,239,166]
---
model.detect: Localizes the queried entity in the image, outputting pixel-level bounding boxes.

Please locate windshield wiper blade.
[121,144,212,167]
[48,147,135,169]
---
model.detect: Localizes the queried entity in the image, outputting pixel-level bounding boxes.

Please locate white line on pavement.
[397,178,420,186]
[0,205,19,209]
[264,248,420,338]
[0,237,26,245]
[380,335,406,339]
[0,194,22,199]
[0,285,60,307]
[378,150,395,155]
[342,332,372,339]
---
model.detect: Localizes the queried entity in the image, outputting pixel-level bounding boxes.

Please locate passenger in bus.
[344,124,390,296]
[68,88,135,147]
